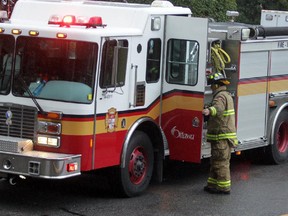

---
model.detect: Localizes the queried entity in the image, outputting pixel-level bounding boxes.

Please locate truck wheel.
[268,109,288,164]
[119,131,154,197]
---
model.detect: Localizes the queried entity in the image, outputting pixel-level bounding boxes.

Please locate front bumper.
[0,136,81,179]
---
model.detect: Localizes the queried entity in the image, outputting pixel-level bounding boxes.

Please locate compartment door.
[161,16,208,163]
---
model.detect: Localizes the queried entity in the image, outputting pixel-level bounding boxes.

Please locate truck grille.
[0,103,37,141]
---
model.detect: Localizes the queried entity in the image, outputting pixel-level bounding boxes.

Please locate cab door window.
[166,39,199,86]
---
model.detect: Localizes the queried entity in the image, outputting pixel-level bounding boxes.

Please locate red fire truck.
[0,0,288,197]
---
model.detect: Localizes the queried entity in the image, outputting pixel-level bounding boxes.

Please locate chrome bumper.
[0,136,81,179]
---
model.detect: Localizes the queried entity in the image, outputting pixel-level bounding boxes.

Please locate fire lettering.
[171,126,194,140]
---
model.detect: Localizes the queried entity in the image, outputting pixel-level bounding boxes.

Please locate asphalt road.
[0,153,288,216]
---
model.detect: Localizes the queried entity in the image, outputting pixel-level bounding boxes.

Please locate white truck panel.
[237,94,266,140]
[271,50,288,75]
[239,52,268,79]
[261,10,288,27]
[237,51,268,141]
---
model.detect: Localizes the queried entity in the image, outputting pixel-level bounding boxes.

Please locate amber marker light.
[235,151,241,156]
[47,111,63,120]
[29,30,39,36]
[0,28,5,33]
[269,100,276,108]
[56,33,67,38]
[11,29,22,35]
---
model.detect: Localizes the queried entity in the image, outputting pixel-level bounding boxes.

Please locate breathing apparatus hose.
[211,43,231,72]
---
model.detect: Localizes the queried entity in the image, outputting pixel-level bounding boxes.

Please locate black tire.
[119,131,154,197]
[267,109,288,164]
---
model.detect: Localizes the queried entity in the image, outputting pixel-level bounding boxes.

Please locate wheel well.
[120,118,165,182]
[136,120,164,182]
[268,104,288,145]
[266,108,288,164]
[137,121,164,156]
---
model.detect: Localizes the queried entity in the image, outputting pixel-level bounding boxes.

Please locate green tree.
[131,0,237,21]
[260,0,288,10]
[236,0,288,24]
[185,0,237,21]
[131,0,288,24]
[236,0,262,24]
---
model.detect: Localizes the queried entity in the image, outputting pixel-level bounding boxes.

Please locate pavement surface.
[0,153,287,216]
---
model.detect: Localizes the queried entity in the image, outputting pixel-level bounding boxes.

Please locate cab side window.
[100,39,128,88]
[166,39,199,86]
[146,38,161,83]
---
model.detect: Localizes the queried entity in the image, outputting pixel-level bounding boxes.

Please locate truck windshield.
[12,36,98,104]
[0,35,15,94]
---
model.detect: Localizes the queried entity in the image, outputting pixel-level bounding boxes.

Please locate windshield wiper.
[16,75,47,115]
[0,54,12,91]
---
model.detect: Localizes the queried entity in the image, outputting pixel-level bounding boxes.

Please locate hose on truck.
[211,43,231,73]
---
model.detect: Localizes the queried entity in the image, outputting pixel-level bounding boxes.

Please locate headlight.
[38,121,61,135]
[37,135,60,148]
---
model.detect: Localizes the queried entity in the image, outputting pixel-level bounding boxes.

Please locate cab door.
[161,16,208,163]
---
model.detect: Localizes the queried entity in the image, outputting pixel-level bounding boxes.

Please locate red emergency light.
[48,15,106,28]
[62,15,76,25]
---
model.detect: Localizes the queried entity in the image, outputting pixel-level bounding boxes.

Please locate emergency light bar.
[48,15,106,28]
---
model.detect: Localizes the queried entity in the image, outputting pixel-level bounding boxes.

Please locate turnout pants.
[207,139,232,192]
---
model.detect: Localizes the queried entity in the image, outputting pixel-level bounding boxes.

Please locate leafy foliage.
[237,0,288,24]
[131,0,288,24]
[132,0,237,21]
[185,0,237,21]
[235,0,263,24]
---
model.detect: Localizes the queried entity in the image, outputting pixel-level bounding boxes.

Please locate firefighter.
[202,72,238,195]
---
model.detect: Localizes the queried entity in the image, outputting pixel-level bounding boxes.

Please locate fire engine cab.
[0,0,288,197]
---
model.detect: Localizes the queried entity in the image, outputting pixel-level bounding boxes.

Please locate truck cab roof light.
[29,30,39,36]
[77,16,89,24]
[48,15,62,24]
[0,27,4,33]
[48,15,106,28]
[88,16,106,28]
[12,29,22,35]
[62,15,76,25]
[56,33,67,38]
